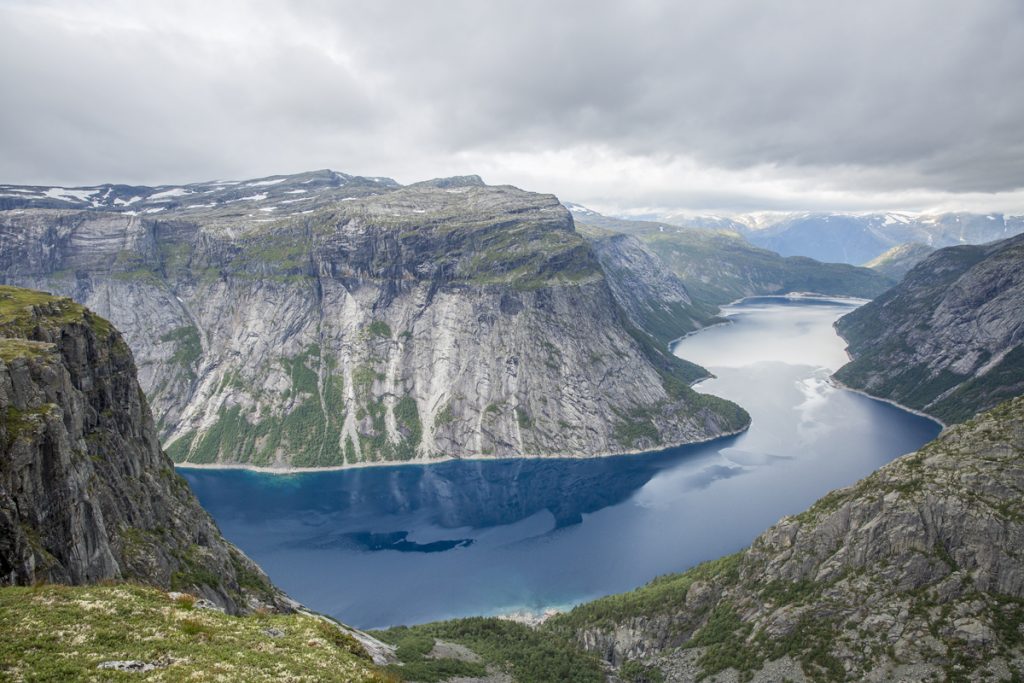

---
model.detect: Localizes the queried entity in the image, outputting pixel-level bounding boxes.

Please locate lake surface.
[181,296,941,629]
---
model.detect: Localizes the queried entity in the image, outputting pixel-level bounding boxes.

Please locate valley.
[180,295,940,629]
[4,4,1023,680]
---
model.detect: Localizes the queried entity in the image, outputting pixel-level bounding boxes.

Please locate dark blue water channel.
[181,296,941,629]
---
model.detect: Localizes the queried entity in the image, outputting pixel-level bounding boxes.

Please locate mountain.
[567,207,894,306]
[0,172,749,468]
[739,212,1024,265]
[540,395,1024,681]
[576,224,723,345]
[0,286,280,612]
[377,396,1024,681]
[0,286,397,678]
[863,242,935,281]
[834,233,1024,424]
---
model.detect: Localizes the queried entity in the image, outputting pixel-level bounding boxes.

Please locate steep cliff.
[546,396,1024,682]
[579,225,723,345]
[0,172,749,468]
[0,286,282,613]
[834,233,1024,424]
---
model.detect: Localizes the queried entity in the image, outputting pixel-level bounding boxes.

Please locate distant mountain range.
[567,206,894,305]
[572,203,1024,267]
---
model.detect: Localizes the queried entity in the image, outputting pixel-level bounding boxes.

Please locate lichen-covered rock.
[0,286,285,613]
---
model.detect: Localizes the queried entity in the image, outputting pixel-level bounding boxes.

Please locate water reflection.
[181,296,942,628]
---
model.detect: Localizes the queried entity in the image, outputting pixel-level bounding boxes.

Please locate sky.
[2,0,1023,216]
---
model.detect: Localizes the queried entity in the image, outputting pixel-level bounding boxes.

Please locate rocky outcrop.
[0,286,285,613]
[835,233,1024,424]
[547,396,1024,681]
[863,242,935,281]
[0,173,749,468]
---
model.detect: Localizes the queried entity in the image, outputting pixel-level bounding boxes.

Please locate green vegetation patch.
[366,320,392,339]
[0,285,113,339]
[373,629,486,682]
[159,325,202,380]
[377,617,605,683]
[0,583,388,682]
[548,553,743,633]
[0,338,55,363]
[613,405,662,449]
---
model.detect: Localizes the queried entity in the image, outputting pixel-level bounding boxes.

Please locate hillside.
[834,233,1024,424]
[863,242,935,281]
[0,286,286,611]
[577,224,723,345]
[0,173,749,468]
[568,208,893,307]
[371,397,1024,681]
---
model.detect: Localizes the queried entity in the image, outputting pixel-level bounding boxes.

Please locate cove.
[180,296,941,629]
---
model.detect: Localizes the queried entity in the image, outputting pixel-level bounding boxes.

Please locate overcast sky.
[2,0,1023,215]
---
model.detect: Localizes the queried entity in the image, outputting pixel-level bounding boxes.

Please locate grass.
[547,553,743,633]
[0,338,55,363]
[377,618,605,683]
[0,285,113,340]
[0,582,391,682]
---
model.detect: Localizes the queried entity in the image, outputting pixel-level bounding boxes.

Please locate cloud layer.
[2,0,1023,214]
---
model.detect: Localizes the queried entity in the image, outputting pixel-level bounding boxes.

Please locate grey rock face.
[581,227,720,346]
[862,242,935,281]
[0,173,749,468]
[550,396,1024,681]
[834,232,1024,424]
[0,287,283,613]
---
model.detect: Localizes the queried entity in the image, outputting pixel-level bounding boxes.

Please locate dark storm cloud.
[1,0,1022,212]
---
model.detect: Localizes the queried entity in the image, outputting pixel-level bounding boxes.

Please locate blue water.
[181,296,941,629]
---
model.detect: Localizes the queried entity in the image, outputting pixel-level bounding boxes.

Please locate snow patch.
[43,188,97,202]
[149,188,191,200]
[227,193,268,203]
[246,178,286,187]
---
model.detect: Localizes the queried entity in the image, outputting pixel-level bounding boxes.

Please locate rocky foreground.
[540,395,1024,681]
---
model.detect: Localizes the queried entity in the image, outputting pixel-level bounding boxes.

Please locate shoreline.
[828,377,946,429]
[172,424,751,476]
[172,294,873,477]
[667,292,869,351]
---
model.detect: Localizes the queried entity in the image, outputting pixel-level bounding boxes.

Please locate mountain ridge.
[834,233,1024,424]
[0,171,750,469]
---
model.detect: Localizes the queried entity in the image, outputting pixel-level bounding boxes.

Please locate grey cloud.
[1,0,1022,210]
